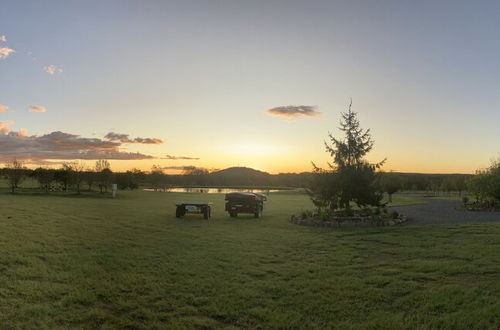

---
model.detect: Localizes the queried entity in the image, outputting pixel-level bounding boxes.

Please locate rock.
[388,220,395,226]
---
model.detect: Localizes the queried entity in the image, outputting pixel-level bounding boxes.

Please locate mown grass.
[0,189,499,329]
[382,193,426,207]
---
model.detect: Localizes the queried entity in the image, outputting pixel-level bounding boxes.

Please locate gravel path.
[392,198,500,225]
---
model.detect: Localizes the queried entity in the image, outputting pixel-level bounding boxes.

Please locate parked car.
[225,192,267,218]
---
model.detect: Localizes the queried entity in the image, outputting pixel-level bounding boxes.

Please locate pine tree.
[310,100,385,211]
[324,100,384,170]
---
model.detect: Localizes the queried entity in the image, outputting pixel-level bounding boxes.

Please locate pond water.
[143,187,282,194]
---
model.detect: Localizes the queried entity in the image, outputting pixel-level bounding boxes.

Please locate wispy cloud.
[265,105,320,118]
[44,65,63,75]
[0,35,6,42]
[0,47,15,59]
[105,132,164,144]
[0,104,9,112]
[0,130,155,163]
[164,154,200,160]
[29,105,47,112]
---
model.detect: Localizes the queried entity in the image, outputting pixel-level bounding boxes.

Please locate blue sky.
[1,0,499,173]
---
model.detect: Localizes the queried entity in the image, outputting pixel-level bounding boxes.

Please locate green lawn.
[0,189,498,329]
[382,193,426,207]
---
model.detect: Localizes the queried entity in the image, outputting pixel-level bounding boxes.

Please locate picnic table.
[175,201,212,219]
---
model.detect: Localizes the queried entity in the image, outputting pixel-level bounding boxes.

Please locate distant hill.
[206,167,272,187]
[210,166,270,177]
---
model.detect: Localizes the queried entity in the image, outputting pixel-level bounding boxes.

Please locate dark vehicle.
[225,192,267,218]
[175,201,212,219]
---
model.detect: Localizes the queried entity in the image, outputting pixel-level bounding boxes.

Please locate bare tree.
[33,167,55,192]
[84,167,96,191]
[150,165,168,191]
[55,163,74,191]
[70,161,86,194]
[95,160,112,193]
[5,159,26,193]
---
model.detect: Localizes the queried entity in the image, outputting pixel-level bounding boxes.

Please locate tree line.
[0,160,472,195]
[1,159,129,194]
[0,161,312,194]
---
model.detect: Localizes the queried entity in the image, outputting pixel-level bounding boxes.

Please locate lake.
[144,187,282,194]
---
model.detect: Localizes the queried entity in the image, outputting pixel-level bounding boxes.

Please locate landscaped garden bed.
[290,209,407,227]
[462,204,500,212]
[461,197,500,212]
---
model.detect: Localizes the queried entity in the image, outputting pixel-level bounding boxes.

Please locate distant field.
[0,189,498,328]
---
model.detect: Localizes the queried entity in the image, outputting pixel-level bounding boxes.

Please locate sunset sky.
[1,0,499,174]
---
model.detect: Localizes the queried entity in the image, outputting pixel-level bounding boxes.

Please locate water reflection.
[144,187,281,194]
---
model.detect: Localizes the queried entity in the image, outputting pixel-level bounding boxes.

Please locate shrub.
[343,207,354,217]
[361,207,373,216]
[320,209,331,222]
[468,159,500,207]
[391,211,399,219]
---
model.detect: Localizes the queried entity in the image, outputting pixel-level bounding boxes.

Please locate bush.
[462,196,469,207]
[343,207,354,217]
[300,210,313,220]
[468,159,500,207]
[391,211,399,219]
[361,207,373,216]
[320,209,331,222]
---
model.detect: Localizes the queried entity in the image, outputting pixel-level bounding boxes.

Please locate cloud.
[0,104,9,112]
[22,159,64,166]
[0,47,15,59]
[162,166,192,170]
[104,132,164,144]
[265,105,320,118]
[44,65,63,75]
[0,121,14,133]
[29,105,47,112]
[0,130,155,163]
[162,166,207,174]
[17,128,28,137]
[164,154,200,160]
[0,35,6,42]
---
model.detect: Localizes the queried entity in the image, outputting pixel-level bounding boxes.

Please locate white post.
[112,184,117,198]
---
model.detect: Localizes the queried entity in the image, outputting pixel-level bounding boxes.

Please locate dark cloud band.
[266,105,320,118]
[0,130,154,162]
[105,132,164,144]
[164,155,200,160]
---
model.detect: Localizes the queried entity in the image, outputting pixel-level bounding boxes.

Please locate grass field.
[0,189,499,329]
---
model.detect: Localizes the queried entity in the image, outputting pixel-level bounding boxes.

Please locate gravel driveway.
[392,198,500,225]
